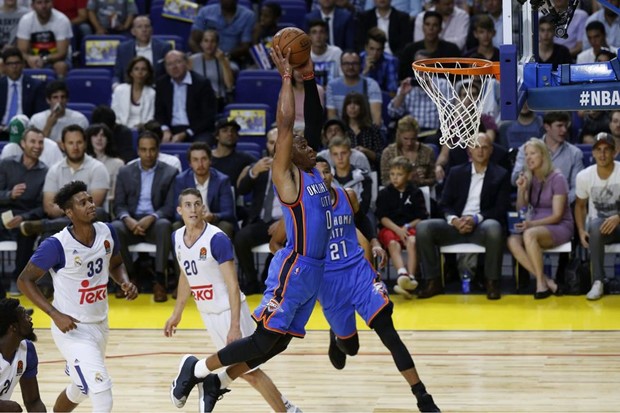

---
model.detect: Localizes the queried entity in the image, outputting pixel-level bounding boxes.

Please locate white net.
[412,59,495,149]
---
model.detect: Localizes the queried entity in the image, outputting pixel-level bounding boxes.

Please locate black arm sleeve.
[303,77,324,152]
[355,210,377,241]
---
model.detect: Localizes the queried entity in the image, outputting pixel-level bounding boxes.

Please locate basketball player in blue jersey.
[271,157,441,412]
[170,46,330,412]
[17,181,138,413]
[0,298,46,412]
[164,188,300,413]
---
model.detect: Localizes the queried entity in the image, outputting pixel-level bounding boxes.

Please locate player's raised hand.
[164,313,181,337]
[120,281,138,300]
[270,45,292,77]
[51,310,80,333]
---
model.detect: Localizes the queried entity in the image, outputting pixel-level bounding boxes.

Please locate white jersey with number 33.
[172,224,245,315]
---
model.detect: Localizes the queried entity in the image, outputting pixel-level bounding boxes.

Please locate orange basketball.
[272,27,311,67]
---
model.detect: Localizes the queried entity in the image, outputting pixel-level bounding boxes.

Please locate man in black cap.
[211,119,258,188]
[317,118,371,172]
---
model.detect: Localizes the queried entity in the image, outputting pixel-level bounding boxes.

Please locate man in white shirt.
[413,0,469,51]
[29,80,89,144]
[309,19,342,86]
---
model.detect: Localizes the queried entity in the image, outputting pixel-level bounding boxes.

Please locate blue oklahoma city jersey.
[327,187,364,265]
[277,167,331,259]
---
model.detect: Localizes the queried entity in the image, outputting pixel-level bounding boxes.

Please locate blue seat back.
[23,68,56,83]
[65,75,113,106]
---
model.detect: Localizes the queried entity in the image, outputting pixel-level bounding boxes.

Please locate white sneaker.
[397,274,418,291]
[586,280,604,301]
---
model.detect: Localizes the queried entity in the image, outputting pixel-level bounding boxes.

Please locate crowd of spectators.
[1,0,620,303]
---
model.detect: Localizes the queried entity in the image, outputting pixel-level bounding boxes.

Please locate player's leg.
[240,369,300,413]
[53,383,84,412]
[406,235,418,277]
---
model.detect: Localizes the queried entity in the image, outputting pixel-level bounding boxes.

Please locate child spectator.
[375,156,428,299]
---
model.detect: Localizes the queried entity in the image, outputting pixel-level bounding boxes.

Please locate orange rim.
[412,57,500,79]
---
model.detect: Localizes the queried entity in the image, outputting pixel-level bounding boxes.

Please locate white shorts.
[51,320,112,394]
[199,301,257,350]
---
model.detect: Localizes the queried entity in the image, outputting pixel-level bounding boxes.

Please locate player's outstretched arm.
[220,260,242,344]
[19,375,46,412]
[17,262,80,333]
[300,57,324,152]
[109,254,138,300]
[164,271,191,337]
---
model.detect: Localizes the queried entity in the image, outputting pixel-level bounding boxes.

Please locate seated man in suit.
[112,15,172,87]
[357,0,412,56]
[112,131,179,303]
[173,142,236,239]
[415,133,511,300]
[234,126,281,294]
[0,47,46,140]
[155,50,216,143]
[306,0,355,51]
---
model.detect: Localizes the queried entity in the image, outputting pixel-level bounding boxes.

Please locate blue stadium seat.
[264,0,307,8]
[235,76,281,117]
[23,68,56,83]
[276,4,307,29]
[68,68,113,77]
[65,74,113,106]
[237,69,279,79]
[67,102,96,122]
[206,0,252,8]
[150,5,192,49]
[152,34,185,52]
[236,141,262,160]
[160,143,191,171]
[576,143,594,167]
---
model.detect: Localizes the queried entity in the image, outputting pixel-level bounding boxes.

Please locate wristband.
[282,73,292,80]
[302,71,315,80]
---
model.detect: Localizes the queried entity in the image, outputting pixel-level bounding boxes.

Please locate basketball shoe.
[199,374,230,412]
[328,329,346,370]
[170,354,201,408]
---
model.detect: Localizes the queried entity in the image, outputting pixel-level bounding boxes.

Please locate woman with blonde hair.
[380,115,436,187]
[507,138,574,299]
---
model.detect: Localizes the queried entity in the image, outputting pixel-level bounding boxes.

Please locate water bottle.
[615,254,620,277]
[462,270,471,294]
[543,255,552,277]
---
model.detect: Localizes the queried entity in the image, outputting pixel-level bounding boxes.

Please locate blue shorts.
[318,257,390,339]
[253,248,324,337]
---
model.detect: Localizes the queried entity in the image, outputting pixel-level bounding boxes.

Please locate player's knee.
[337,334,359,356]
[90,389,113,413]
[240,369,261,387]
[252,325,284,355]
[65,383,88,404]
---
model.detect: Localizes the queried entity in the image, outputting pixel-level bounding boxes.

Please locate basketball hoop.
[411,57,500,149]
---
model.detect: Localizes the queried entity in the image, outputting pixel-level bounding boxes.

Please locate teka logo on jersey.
[79,280,107,304]
[190,284,213,300]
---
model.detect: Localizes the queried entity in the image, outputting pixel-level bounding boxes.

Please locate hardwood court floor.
[12,293,620,412]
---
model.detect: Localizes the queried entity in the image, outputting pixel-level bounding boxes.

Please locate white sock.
[282,395,301,412]
[397,267,408,275]
[193,359,210,378]
[217,370,233,389]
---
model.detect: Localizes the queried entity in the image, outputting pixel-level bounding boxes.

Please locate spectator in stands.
[0,48,46,139]
[53,0,91,48]
[512,111,584,204]
[188,29,234,113]
[0,126,47,295]
[341,91,384,169]
[92,104,136,164]
[390,50,446,131]
[292,69,325,130]
[234,127,280,294]
[87,0,136,35]
[596,48,617,61]
[398,11,460,80]
[464,15,499,61]
[326,51,383,126]
[359,27,399,96]
[481,0,502,46]
[380,115,436,187]
[16,0,73,78]
[0,0,29,51]
[575,133,620,300]
[328,135,373,216]
[362,0,421,17]
[20,124,110,237]
[1,114,63,166]
[413,0,469,51]
[113,15,171,87]
[306,0,356,51]
[579,110,610,144]
[609,110,620,159]
[577,21,617,64]
[190,0,255,68]
[508,138,574,299]
[309,19,343,86]
[29,80,88,143]
[357,0,412,56]
[137,120,182,171]
[552,0,588,59]
[210,119,257,187]
[173,142,236,239]
[112,130,178,303]
[111,56,155,130]
[500,102,543,148]
[538,15,572,70]
[317,118,372,172]
[582,0,620,51]
[155,50,216,143]
[251,2,280,48]
[416,133,509,300]
[376,156,428,299]
[85,123,124,205]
